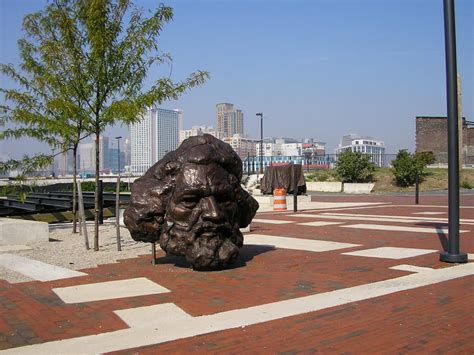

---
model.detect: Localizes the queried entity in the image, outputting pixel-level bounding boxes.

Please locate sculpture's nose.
[201,196,223,222]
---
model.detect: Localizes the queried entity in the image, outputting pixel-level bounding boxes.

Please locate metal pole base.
[439,251,468,263]
[151,242,157,265]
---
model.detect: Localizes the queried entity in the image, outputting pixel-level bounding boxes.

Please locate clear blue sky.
[1,0,473,158]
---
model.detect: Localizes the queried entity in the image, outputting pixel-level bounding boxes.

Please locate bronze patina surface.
[124,134,259,270]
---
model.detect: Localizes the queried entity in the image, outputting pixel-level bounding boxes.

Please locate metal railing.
[243,154,399,175]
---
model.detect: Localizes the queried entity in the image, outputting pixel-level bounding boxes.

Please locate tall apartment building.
[216,103,243,139]
[78,136,110,173]
[335,134,385,167]
[222,134,257,160]
[130,108,180,174]
[54,149,74,176]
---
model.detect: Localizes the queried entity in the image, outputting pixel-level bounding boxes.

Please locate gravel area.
[0,221,152,283]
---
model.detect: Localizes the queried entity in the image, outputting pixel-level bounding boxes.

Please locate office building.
[130,107,180,174]
[223,134,257,160]
[335,134,385,167]
[216,103,243,139]
[78,136,110,173]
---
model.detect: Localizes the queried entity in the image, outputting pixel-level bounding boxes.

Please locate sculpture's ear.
[237,189,259,228]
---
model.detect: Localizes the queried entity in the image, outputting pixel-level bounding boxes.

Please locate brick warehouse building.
[416,116,474,165]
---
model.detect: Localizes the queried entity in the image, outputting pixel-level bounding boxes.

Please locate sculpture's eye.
[180,196,199,208]
[215,193,233,206]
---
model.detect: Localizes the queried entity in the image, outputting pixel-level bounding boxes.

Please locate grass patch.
[372,168,474,193]
[305,170,338,182]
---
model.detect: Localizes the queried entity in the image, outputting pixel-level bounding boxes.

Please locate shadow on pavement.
[155,244,276,271]
[416,222,449,251]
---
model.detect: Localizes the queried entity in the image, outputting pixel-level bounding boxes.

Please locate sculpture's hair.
[124,134,257,243]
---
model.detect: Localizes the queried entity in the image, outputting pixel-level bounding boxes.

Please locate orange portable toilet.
[273,188,287,211]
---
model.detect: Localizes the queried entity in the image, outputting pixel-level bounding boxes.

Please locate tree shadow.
[415,222,448,251]
[154,244,276,271]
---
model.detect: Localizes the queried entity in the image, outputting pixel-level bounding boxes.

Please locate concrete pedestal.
[0,218,49,245]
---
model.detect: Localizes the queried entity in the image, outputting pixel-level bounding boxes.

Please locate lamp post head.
[256,113,263,118]
[115,136,122,140]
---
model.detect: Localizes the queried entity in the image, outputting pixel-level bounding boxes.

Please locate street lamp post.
[440,0,467,263]
[51,148,55,177]
[256,113,263,175]
[115,136,122,176]
[115,136,123,251]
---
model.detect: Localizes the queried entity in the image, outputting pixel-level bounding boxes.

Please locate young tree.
[335,150,376,183]
[392,149,435,187]
[1,0,208,250]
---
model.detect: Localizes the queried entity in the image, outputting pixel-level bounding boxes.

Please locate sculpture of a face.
[124,134,258,270]
[161,162,242,269]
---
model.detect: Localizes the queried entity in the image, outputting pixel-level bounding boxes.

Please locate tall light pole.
[256,113,263,175]
[51,148,55,177]
[440,0,467,263]
[115,136,122,176]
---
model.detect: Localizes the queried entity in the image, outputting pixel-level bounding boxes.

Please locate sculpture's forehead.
[177,163,229,190]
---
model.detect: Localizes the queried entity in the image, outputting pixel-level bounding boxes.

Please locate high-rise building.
[130,107,180,174]
[216,103,243,139]
[54,149,74,176]
[78,136,110,173]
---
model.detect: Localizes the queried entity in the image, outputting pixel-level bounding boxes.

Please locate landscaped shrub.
[461,180,472,189]
[415,151,436,166]
[335,150,376,183]
[392,149,431,187]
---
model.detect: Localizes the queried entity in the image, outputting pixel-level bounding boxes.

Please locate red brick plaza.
[1,194,473,354]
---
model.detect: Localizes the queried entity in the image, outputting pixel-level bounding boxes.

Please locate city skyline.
[1,0,472,159]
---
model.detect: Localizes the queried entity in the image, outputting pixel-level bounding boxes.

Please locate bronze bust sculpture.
[124,134,259,270]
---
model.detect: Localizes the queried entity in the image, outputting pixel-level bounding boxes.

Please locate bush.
[461,180,472,189]
[415,151,436,166]
[392,149,428,187]
[335,150,376,183]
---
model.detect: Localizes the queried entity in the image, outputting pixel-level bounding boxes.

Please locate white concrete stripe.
[394,204,474,209]
[245,234,359,252]
[289,213,325,218]
[53,277,170,304]
[412,212,445,215]
[290,213,432,225]
[115,303,193,328]
[284,202,388,211]
[0,254,86,281]
[341,223,468,234]
[297,221,343,227]
[299,203,392,213]
[5,263,473,354]
[342,247,436,260]
[322,212,474,224]
[0,245,33,252]
[390,264,435,273]
[251,219,294,224]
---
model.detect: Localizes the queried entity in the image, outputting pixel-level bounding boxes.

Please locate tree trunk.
[72,145,78,234]
[94,129,100,251]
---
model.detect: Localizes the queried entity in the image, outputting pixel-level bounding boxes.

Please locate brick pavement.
[0,195,473,353]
